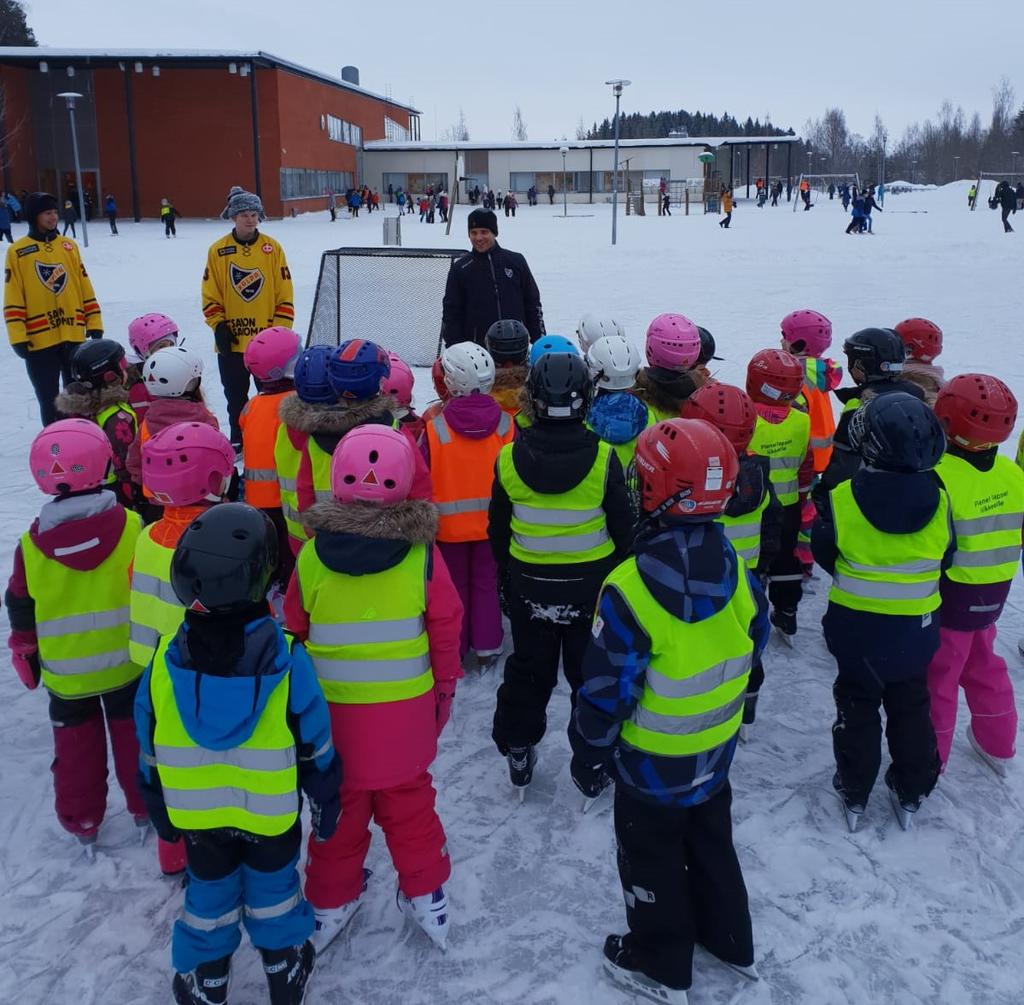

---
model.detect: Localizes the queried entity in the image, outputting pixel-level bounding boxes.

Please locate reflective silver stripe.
[246,467,277,482]
[279,476,298,492]
[723,521,759,540]
[734,543,760,563]
[969,603,1003,613]
[952,546,1021,568]
[163,786,298,817]
[312,653,431,682]
[632,695,745,735]
[773,478,798,496]
[512,503,603,526]
[132,572,180,606]
[142,752,158,766]
[844,558,942,575]
[768,457,797,471]
[810,435,833,449]
[181,907,242,932]
[497,412,512,436]
[832,573,939,601]
[309,616,424,646]
[513,528,610,553]
[436,497,489,516]
[37,607,130,638]
[954,513,1022,535]
[283,502,304,523]
[431,416,451,445]
[245,892,302,920]
[644,655,750,701]
[314,490,333,503]
[42,649,132,675]
[129,623,161,650]
[155,744,297,770]
[301,738,333,761]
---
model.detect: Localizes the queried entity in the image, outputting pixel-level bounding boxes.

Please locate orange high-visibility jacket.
[240,391,290,508]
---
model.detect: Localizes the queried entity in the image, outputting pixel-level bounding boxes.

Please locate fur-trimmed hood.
[634,367,704,419]
[301,498,439,576]
[278,393,395,436]
[492,364,528,392]
[55,382,129,420]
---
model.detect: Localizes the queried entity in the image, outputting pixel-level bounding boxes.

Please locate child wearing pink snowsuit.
[284,478,463,914]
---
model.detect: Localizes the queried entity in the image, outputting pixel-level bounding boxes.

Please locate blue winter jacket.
[588,390,650,448]
[571,519,769,808]
[0,201,11,228]
[134,616,340,837]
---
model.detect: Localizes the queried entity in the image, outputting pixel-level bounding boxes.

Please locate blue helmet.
[293,345,338,404]
[528,334,579,367]
[327,339,391,401]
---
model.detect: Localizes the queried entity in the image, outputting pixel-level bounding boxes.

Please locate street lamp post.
[954,155,960,182]
[912,160,918,185]
[605,79,630,245]
[57,91,88,248]
[1013,151,1021,178]
[560,144,569,218]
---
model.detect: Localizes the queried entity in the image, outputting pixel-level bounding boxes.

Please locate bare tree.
[511,105,528,142]
[575,116,588,141]
[441,107,470,142]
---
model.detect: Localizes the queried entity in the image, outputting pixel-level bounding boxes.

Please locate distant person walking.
[0,195,12,242]
[719,188,733,228]
[662,190,671,216]
[327,190,337,222]
[62,199,78,237]
[967,184,978,210]
[876,181,886,207]
[994,180,1016,233]
[160,198,177,237]
[104,193,119,235]
[547,183,555,205]
[800,177,811,211]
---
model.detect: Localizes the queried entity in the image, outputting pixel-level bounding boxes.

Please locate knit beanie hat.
[24,191,59,223]
[221,186,265,221]
[467,208,498,236]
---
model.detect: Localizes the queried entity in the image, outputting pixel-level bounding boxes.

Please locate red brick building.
[0,48,420,219]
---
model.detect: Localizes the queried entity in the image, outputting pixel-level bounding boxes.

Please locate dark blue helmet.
[527,352,592,421]
[326,339,391,401]
[293,345,338,404]
[848,391,946,473]
[843,328,905,382]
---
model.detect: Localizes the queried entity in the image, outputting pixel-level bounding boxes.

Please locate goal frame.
[792,172,861,211]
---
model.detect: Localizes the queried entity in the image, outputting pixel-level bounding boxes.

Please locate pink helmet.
[780,309,833,357]
[331,425,414,505]
[128,313,179,358]
[645,314,701,370]
[29,418,113,495]
[244,326,302,382]
[383,351,415,408]
[141,422,236,506]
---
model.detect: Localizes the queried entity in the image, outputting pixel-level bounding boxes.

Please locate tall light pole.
[57,91,88,247]
[605,79,630,245]
[1013,151,1021,178]
[560,144,569,218]
[953,155,960,182]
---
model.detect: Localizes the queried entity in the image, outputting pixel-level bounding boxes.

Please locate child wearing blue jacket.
[134,503,341,1005]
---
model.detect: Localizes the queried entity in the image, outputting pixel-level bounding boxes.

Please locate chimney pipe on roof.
[341,65,360,86]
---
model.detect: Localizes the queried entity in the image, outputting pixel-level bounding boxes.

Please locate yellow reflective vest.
[717,487,770,571]
[608,556,755,757]
[129,526,184,667]
[296,540,434,704]
[828,480,951,616]
[22,510,142,698]
[147,635,299,836]
[497,440,615,565]
[937,453,1024,585]
[274,420,309,545]
[96,401,137,484]
[747,409,810,507]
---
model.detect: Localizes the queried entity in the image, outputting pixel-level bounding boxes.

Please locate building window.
[326,114,362,148]
[385,116,410,142]
[280,168,354,201]
[382,172,448,195]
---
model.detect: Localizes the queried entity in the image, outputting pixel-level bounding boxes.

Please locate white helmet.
[586,335,642,391]
[441,343,496,396]
[576,314,626,353]
[143,345,203,398]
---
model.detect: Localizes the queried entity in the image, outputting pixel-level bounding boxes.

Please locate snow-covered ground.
[1,182,1022,1005]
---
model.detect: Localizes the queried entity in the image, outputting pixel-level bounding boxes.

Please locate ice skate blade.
[602,957,688,1004]
[772,626,795,649]
[516,785,527,804]
[888,788,915,831]
[726,960,760,981]
[967,725,1009,777]
[738,722,753,745]
[843,804,864,833]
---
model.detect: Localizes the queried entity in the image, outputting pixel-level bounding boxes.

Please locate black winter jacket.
[440,243,545,347]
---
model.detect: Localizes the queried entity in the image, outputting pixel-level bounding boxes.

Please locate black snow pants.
[1001,206,1014,233]
[217,349,253,447]
[613,783,754,991]
[765,501,803,614]
[25,341,77,426]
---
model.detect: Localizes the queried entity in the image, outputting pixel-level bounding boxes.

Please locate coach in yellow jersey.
[5,192,104,426]
[202,186,295,448]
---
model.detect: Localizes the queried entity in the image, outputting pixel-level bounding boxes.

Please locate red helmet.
[933,373,1018,451]
[894,317,943,363]
[431,357,450,402]
[681,382,757,455]
[634,418,739,518]
[745,348,804,405]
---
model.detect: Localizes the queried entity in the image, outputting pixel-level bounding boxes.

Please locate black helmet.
[171,503,278,615]
[70,338,126,390]
[696,326,721,364]
[843,327,905,382]
[848,391,946,473]
[526,352,592,422]
[484,319,530,365]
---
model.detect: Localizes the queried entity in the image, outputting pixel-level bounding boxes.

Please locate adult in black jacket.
[994,180,1015,233]
[441,208,545,348]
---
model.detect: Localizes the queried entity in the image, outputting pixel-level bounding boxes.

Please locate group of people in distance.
[7,240,1024,1002]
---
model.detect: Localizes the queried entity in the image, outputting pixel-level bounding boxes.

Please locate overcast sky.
[23,0,1024,143]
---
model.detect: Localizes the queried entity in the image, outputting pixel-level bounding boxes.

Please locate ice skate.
[397,884,450,950]
[832,773,865,833]
[581,772,611,814]
[261,940,314,1005]
[602,935,688,1004]
[134,815,151,846]
[507,745,537,802]
[885,769,920,831]
[770,607,797,648]
[78,833,97,862]
[725,960,760,981]
[159,836,187,877]
[476,651,501,674]
[311,869,371,952]
[172,956,230,1005]
[967,725,1010,777]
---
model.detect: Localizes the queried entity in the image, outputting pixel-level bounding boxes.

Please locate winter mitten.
[214,322,237,354]
[309,791,340,843]
[11,342,29,359]
[10,640,40,689]
[435,689,455,736]
[570,755,609,799]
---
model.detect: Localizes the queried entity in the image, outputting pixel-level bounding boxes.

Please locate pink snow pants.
[926,624,1018,767]
[304,772,450,909]
[438,539,503,658]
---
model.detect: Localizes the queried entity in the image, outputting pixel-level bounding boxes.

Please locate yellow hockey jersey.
[201,230,295,351]
[4,234,103,350]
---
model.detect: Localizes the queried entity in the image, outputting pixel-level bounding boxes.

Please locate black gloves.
[214,321,237,354]
[86,329,103,339]
[570,755,610,799]
[309,791,341,843]
[11,342,29,359]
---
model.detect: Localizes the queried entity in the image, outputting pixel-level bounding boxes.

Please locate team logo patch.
[16,243,39,257]
[62,241,73,251]
[34,261,68,294]
[217,245,237,257]
[261,242,273,254]
[229,263,265,302]
[504,268,514,279]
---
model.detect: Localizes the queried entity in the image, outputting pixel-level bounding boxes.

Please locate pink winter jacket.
[125,395,220,485]
[284,497,463,791]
